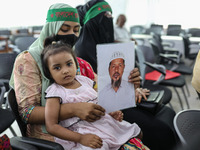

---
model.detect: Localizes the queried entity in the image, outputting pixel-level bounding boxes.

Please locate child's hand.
[135,88,150,103]
[79,134,103,149]
[109,111,123,122]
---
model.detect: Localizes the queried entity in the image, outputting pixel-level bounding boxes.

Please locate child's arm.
[45,97,102,148]
[109,111,123,122]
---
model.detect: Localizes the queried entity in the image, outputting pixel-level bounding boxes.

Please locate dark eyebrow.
[62,24,80,28]
[66,59,73,63]
[52,63,60,68]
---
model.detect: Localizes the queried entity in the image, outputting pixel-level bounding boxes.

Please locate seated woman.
[75,0,178,150]
[10,1,177,150]
[9,2,141,142]
[41,36,149,149]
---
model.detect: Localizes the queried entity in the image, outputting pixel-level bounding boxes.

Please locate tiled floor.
[1,60,200,139]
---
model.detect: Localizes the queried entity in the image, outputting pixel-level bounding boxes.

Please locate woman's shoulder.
[16,51,36,65]
[14,51,40,74]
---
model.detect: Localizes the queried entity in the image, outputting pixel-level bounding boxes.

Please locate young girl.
[41,36,149,150]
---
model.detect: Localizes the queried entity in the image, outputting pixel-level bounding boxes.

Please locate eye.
[54,66,61,70]
[67,62,73,67]
[60,28,69,32]
[73,27,80,33]
[111,65,115,69]
[60,25,70,32]
[73,30,79,33]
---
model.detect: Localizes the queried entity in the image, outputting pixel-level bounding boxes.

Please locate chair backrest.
[137,45,156,73]
[130,25,146,34]
[7,88,27,136]
[9,34,33,45]
[0,52,17,80]
[15,36,37,51]
[146,24,164,35]
[32,26,43,35]
[181,34,191,58]
[148,39,161,64]
[173,109,200,145]
[16,29,29,35]
[187,28,200,37]
[0,82,6,106]
[135,46,146,86]
[0,29,11,36]
[167,24,183,36]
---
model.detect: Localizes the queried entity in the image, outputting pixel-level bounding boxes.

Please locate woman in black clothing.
[75,0,178,149]
[75,0,114,73]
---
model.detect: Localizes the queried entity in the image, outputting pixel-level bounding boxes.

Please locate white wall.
[0,0,85,28]
[1,0,200,30]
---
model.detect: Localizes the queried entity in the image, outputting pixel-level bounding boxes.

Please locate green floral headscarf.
[10,3,80,107]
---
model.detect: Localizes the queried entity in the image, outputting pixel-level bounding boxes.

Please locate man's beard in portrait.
[111,77,122,89]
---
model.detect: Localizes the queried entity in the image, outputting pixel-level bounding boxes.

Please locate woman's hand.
[135,88,150,103]
[128,68,141,89]
[109,111,123,122]
[74,103,105,122]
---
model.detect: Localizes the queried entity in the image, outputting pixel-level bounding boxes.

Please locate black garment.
[76,1,178,149]
[122,105,179,150]
[75,0,114,73]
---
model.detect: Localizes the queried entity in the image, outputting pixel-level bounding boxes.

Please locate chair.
[0,29,11,36]
[0,81,16,136]
[0,52,18,92]
[187,28,200,37]
[15,36,37,52]
[16,29,29,35]
[150,34,192,75]
[130,25,146,34]
[32,25,43,35]
[136,45,172,106]
[9,34,33,45]
[166,24,185,36]
[137,45,189,110]
[150,33,192,97]
[181,34,199,66]
[7,88,64,150]
[173,109,200,145]
[0,52,18,137]
[145,24,164,35]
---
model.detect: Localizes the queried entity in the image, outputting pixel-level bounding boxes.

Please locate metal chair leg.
[173,87,184,110]
[9,126,17,137]
[185,82,190,97]
[168,102,174,110]
[181,87,190,109]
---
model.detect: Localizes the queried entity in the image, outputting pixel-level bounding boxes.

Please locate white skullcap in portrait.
[110,51,125,62]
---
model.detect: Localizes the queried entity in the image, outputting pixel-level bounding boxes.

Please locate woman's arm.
[14,52,45,124]
[29,102,106,124]
[14,52,105,125]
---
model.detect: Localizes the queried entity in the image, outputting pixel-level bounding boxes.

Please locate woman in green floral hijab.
[9,3,105,141]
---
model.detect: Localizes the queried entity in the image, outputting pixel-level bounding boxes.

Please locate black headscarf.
[75,0,114,73]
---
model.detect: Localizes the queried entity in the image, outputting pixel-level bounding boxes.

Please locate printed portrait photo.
[97,42,136,113]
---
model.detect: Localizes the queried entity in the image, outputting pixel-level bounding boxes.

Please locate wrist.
[72,102,82,118]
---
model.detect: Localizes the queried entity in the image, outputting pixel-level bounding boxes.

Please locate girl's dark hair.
[41,35,78,82]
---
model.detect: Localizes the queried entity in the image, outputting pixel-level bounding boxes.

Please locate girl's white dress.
[45,75,141,150]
